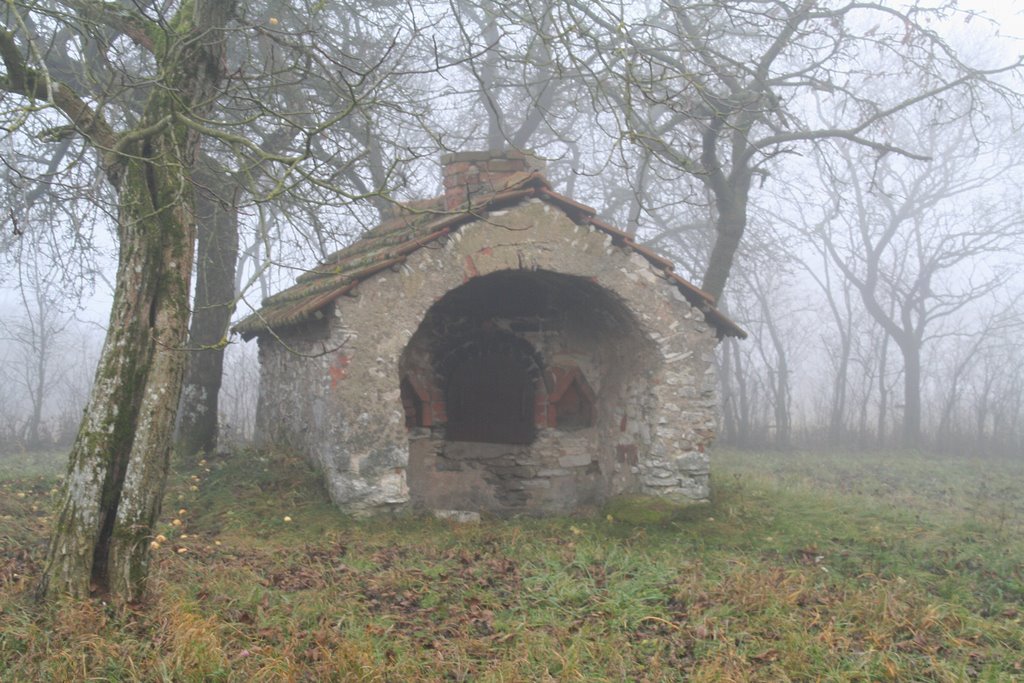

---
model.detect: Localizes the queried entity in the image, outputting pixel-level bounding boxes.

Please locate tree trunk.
[38,0,235,601]
[731,337,751,447]
[176,164,239,456]
[827,325,851,447]
[857,377,871,450]
[718,339,737,443]
[26,294,49,448]
[38,146,196,600]
[759,290,791,450]
[27,350,45,448]
[901,342,921,449]
[874,333,889,448]
[702,188,748,302]
[773,356,791,450]
[974,371,994,451]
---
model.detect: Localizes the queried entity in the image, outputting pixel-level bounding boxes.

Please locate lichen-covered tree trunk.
[37,0,235,601]
[176,163,239,456]
[37,147,196,600]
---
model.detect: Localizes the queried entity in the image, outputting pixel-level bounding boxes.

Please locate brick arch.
[436,330,546,444]
[398,267,670,515]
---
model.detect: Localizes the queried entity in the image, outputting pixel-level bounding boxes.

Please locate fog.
[1,0,1022,460]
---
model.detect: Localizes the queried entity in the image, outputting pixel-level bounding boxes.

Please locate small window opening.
[401,377,427,429]
[445,349,537,444]
[548,367,596,431]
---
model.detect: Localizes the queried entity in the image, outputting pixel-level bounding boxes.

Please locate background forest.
[1,0,1022,460]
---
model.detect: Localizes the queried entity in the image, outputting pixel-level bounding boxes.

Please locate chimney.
[441,150,545,211]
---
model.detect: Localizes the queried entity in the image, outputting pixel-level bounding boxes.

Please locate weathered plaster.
[257,199,718,515]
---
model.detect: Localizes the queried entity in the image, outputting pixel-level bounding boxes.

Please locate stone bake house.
[236,151,745,516]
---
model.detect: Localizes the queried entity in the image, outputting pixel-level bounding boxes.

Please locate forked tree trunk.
[38,147,196,600]
[37,0,235,601]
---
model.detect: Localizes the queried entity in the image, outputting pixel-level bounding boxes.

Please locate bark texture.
[37,0,236,601]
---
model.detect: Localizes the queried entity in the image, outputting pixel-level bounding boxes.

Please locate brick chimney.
[441,150,545,211]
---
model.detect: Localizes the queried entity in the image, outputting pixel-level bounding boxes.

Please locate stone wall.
[256,198,719,515]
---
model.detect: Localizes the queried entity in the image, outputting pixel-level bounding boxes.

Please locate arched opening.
[399,269,660,515]
[444,339,539,444]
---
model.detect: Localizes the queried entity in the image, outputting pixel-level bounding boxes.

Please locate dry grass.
[1,446,1022,681]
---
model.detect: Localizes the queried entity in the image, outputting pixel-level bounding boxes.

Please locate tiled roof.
[234,171,746,340]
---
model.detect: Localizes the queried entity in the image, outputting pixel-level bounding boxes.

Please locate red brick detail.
[329,354,351,388]
[546,366,596,404]
[533,388,548,427]
[444,161,471,176]
[446,191,467,211]
[620,413,628,432]
[464,254,479,278]
[441,152,534,210]
[402,373,441,428]
[404,374,430,402]
[617,444,639,466]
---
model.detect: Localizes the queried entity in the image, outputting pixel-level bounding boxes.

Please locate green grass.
[1,446,1022,681]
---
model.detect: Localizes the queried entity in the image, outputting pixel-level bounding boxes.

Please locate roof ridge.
[234,170,745,339]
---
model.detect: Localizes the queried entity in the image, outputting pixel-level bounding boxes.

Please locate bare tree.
[177,0,430,456]
[0,239,75,448]
[543,0,1022,300]
[816,112,1022,448]
[745,268,795,449]
[930,298,1024,455]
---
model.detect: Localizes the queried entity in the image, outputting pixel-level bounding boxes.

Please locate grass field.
[1,447,1022,681]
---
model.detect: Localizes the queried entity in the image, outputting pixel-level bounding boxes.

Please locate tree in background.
[543,0,1022,300]
[176,0,427,456]
[0,237,76,449]
[816,114,1022,448]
